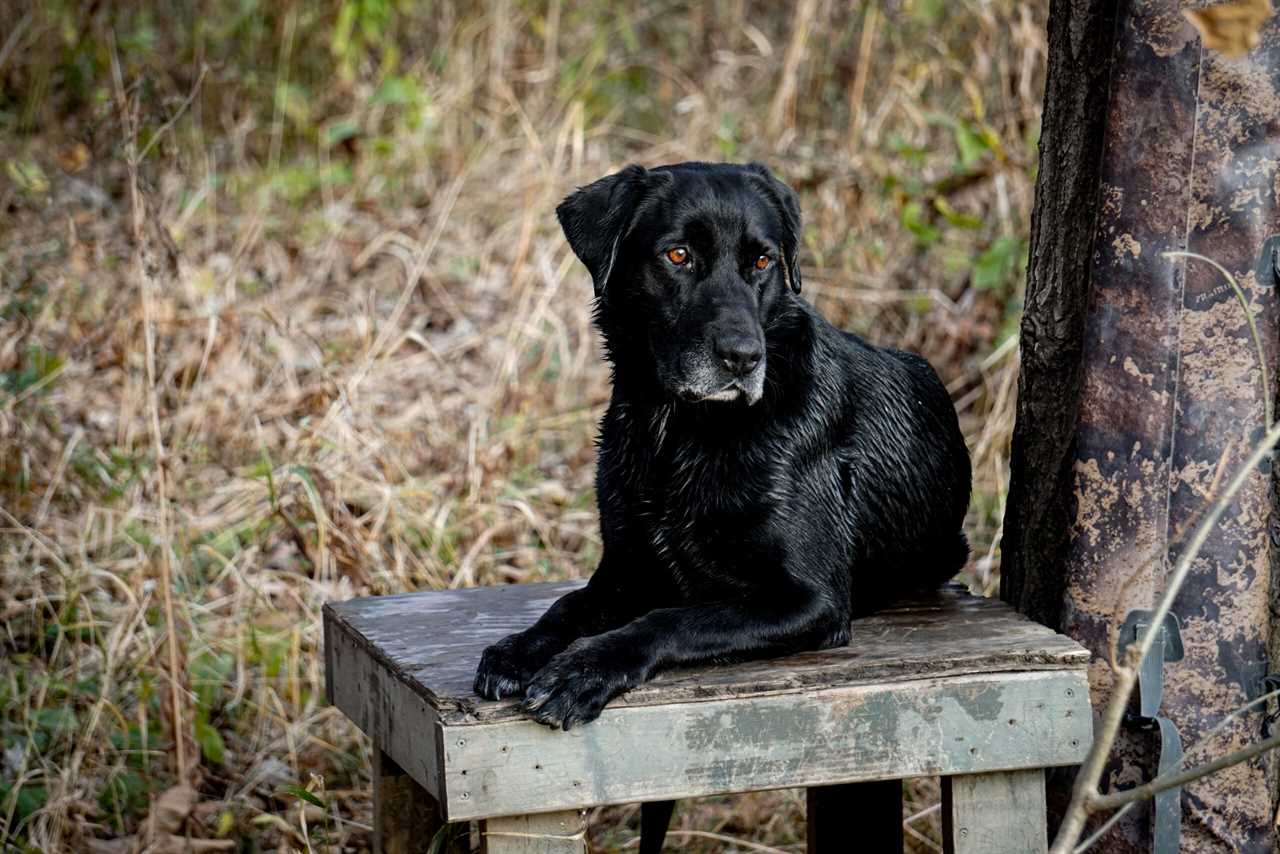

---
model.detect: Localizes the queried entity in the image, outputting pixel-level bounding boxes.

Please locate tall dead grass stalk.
[109,33,190,785]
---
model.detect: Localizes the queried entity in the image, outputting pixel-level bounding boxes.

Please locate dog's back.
[827,327,972,608]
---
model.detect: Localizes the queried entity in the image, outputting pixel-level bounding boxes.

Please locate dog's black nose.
[715,335,763,376]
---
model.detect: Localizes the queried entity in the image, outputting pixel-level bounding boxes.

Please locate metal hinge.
[1118,610,1184,854]
[1253,235,1280,288]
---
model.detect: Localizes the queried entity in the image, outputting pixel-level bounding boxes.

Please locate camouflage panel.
[1060,2,1279,850]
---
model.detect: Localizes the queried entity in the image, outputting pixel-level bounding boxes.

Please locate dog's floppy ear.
[557,164,649,297]
[746,162,803,294]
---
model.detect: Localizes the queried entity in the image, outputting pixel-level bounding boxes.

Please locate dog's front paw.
[474,633,550,700]
[520,637,643,730]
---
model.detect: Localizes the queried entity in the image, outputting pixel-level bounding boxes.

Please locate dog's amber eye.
[666,247,689,265]
[754,255,771,271]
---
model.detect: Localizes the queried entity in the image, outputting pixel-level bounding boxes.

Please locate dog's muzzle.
[677,351,766,405]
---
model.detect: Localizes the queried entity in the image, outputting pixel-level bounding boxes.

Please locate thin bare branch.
[1072,802,1134,854]
[1183,687,1280,765]
[1093,731,1280,812]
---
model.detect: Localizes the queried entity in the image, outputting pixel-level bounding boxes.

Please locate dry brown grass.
[1,2,1044,851]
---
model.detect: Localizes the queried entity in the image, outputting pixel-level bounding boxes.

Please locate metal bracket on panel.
[1118,610,1184,854]
[1252,234,1280,288]
[1255,674,1280,737]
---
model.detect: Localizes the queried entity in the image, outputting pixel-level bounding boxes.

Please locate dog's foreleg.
[521,588,845,728]
[473,567,651,700]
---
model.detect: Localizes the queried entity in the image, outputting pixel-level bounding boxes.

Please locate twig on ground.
[904,822,944,852]
[766,0,818,138]
[0,9,32,73]
[659,829,798,853]
[138,64,209,162]
[846,3,879,148]
[904,802,940,826]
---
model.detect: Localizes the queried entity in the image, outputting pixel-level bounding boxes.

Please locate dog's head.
[557,161,803,405]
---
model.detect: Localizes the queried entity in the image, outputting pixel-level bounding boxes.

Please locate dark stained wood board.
[324,581,1091,726]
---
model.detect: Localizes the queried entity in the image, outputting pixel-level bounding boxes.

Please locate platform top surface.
[324,580,1090,725]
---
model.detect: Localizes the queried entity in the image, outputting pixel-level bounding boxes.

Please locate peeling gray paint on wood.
[943,769,1047,854]
[325,582,1093,822]
[436,671,1089,820]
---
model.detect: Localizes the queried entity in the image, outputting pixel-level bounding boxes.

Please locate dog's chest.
[628,426,782,592]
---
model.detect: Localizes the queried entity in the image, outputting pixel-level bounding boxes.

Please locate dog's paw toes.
[520,642,635,729]
[474,640,539,700]
[473,669,524,700]
[520,686,605,731]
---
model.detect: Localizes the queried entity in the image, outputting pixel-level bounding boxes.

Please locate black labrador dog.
[473,161,971,727]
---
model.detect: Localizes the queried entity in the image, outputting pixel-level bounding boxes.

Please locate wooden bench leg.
[374,749,455,854]
[942,769,1046,854]
[480,810,586,853]
[807,780,902,853]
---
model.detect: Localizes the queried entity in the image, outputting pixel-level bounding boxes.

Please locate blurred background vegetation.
[0,1,1044,850]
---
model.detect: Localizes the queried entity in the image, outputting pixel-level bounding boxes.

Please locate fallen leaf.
[1185,0,1273,58]
[214,809,235,837]
[145,784,199,836]
[55,142,91,173]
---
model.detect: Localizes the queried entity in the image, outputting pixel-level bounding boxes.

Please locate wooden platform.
[324,581,1093,852]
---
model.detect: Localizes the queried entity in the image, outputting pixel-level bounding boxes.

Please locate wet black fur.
[473,162,972,734]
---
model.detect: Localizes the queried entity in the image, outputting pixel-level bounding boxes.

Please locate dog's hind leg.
[640,799,676,853]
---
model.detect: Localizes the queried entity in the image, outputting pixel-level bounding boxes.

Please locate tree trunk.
[1001,0,1119,630]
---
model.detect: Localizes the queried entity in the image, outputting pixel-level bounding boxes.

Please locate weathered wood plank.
[325,608,444,799]
[480,810,586,854]
[325,581,1091,725]
[437,670,1090,821]
[807,780,902,853]
[942,769,1046,854]
[374,750,447,854]
[326,583,1093,822]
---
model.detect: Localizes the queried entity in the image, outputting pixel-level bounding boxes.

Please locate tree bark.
[1000,0,1119,628]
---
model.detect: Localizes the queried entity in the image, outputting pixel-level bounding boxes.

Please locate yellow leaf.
[1185,0,1273,59]
[55,142,90,173]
